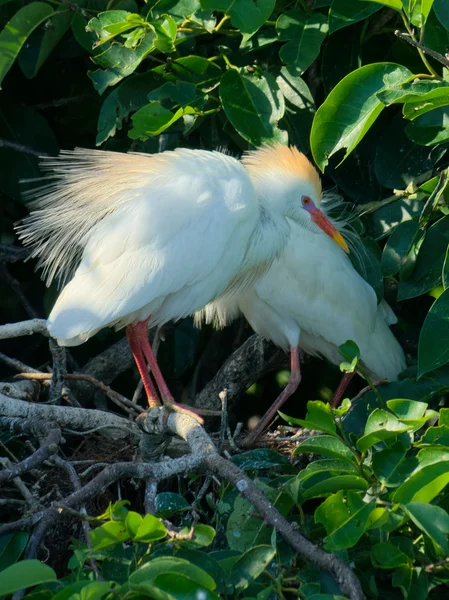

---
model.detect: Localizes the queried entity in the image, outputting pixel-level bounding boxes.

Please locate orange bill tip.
[311,209,350,254]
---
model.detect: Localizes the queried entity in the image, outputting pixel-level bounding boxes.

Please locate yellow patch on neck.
[242,143,322,199]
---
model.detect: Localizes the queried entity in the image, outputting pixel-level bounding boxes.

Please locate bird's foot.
[162,400,204,425]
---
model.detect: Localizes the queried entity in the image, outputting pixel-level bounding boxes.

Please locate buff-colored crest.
[242,143,322,199]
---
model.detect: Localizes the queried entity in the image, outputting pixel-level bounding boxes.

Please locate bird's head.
[243,144,349,253]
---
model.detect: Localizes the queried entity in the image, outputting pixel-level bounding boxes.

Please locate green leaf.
[172,550,228,595]
[377,80,449,110]
[87,10,144,47]
[361,0,402,7]
[315,490,375,550]
[148,81,198,107]
[393,460,449,503]
[357,409,412,452]
[406,106,449,145]
[0,560,56,596]
[418,288,449,376]
[76,581,113,600]
[125,511,143,538]
[276,66,315,153]
[96,72,159,145]
[230,546,275,591]
[200,0,275,36]
[403,0,435,27]
[153,14,177,53]
[219,69,286,145]
[293,434,357,463]
[89,521,129,550]
[381,220,422,277]
[177,524,216,549]
[415,424,449,447]
[153,55,221,86]
[311,63,412,171]
[371,541,410,569]
[434,0,449,30]
[155,492,190,517]
[19,0,87,79]
[372,442,408,487]
[328,0,380,33]
[374,115,446,190]
[129,102,186,138]
[130,557,216,591]
[338,340,360,373]
[232,448,292,470]
[152,573,219,600]
[276,10,328,74]
[402,502,449,554]
[88,30,156,94]
[393,565,428,600]
[299,472,369,500]
[387,399,429,422]
[279,401,336,435]
[398,216,449,300]
[133,514,167,542]
[0,533,28,571]
[404,88,449,120]
[0,1,54,88]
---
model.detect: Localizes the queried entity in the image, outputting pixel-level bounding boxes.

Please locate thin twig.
[395,30,449,69]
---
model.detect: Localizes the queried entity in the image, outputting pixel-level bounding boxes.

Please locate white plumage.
[200,215,405,382]
[18,143,405,433]
[18,144,351,418]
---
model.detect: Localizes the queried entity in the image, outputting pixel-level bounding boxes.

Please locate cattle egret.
[17,145,349,417]
[199,161,406,444]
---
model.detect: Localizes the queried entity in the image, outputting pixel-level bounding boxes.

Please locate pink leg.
[331,371,355,408]
[126,326,160,408]
[135,318,204,424]
[243,346,301,447]
[135,319,174,402]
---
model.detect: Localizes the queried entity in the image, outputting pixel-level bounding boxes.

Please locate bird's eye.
[302,196,311,206]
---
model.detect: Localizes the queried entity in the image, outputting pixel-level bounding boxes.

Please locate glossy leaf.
[402,502,449,554]
[276,10,328,74]
[328,0,380,33]
[220,69,286,145]
[232,448,292,470]
[406,106,449,145]
[130,557,216,591]
[418,288,449,376]
[403,0,435,27]
[87,10,145,47]
[381,220,421,277]
[89,521,129,550]
[371,541,410,569]
[0,2,54,88]
[19,0,87,79]
[279,401,336,435]
[89,31,156,94]
[129,102,186,138]
[393,461,449,502]
[293,434,357,463]
[230,545,275,591]
[152,573,219,599]
[361,0,402,7]
[0,560,56,596]
[0,533,29,571]
[398,216,449,300]
[133,514,167,542]
[357,409,412,452]
[311,63,412,171]
[434,0,449,30]
[372,442,408,486]
[201,0,275,36]
[154,492,190,516]
[315,490,375,550]
[276,66,315,153]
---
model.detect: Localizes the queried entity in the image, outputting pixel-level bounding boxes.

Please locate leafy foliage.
[2,0,449,598]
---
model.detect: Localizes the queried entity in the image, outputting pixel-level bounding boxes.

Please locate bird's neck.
[247,201,290,270]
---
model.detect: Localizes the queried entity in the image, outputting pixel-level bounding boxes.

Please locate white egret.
[17,145,348,417]
[198,149,406,444]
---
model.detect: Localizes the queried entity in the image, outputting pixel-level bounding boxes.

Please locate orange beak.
[310,209,349,253]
